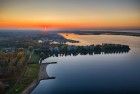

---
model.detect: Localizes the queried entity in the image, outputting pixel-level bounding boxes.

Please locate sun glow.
[0,0,140,29]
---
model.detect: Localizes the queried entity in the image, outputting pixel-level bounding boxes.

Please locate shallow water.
[32,34,140,94]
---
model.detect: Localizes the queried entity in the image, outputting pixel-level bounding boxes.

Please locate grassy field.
[30,53,40,64]
[7,64,40,94]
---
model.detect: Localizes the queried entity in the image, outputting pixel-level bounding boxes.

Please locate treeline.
[0,48,25,78]
[35,43,130,59]
[0,47,36,93]
[0,45,41,79]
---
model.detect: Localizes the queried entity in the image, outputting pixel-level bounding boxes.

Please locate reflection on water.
[60,33,140,56]
[60,33,140,48]
[32,34,140,94]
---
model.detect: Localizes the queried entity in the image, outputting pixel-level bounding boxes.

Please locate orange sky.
[0,0,140,29]
[0,20,139,29]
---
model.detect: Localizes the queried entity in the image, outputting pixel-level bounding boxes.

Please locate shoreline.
[22,62,57,94]
[59,31,140,37]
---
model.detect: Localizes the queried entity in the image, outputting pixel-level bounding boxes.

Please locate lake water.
[32,33,140,94]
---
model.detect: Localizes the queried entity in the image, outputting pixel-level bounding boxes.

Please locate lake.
[32,33,140,94]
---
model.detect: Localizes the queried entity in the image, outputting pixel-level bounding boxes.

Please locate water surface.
[32,34,140,94]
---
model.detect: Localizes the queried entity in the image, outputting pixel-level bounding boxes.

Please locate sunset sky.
[0,0,140,29]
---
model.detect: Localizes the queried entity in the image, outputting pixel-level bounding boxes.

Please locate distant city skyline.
[0,0,140,29]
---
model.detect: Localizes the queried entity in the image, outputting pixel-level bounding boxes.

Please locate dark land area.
[58,30,140,37]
